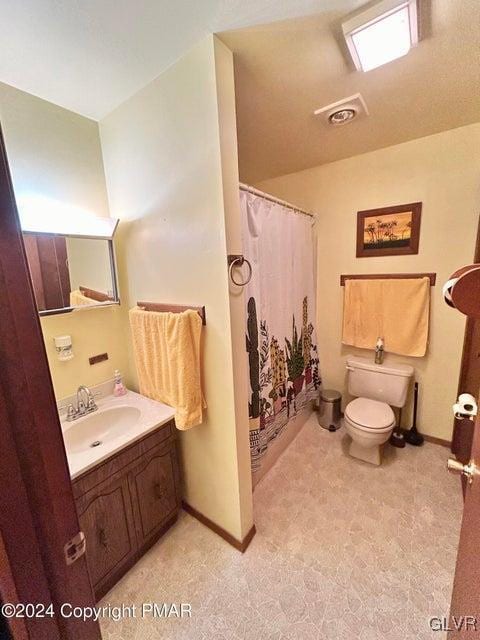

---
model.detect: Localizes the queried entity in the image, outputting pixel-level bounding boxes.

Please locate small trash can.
[318,389,342,431]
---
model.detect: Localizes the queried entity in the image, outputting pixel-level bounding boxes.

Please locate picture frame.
[356,202,422,258]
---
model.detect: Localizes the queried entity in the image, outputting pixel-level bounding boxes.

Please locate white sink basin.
[63,405,141,454]
[59,389,176,479]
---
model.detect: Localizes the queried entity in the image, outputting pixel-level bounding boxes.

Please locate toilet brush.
[405,382,424,446]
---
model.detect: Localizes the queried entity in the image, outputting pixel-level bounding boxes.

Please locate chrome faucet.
[65,385,98,421]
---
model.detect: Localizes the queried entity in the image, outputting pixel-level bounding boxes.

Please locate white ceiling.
[0,0,365,120]
[221,0,480,182]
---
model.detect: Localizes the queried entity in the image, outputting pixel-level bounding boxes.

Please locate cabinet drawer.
[128,442,180,549]
[76,475,136,591]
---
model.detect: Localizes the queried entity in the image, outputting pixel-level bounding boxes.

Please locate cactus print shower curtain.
[240,189,320,482]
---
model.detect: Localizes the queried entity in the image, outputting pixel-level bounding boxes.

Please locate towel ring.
[228,255,252,287]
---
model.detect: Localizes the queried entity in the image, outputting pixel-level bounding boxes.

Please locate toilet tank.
[346,356,414,407]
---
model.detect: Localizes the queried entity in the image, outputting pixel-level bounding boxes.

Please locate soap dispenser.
[113,369,127,397]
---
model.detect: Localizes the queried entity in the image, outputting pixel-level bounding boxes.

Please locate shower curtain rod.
[239,182,314,218]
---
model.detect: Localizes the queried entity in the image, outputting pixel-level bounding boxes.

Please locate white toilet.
[344,356,414,465]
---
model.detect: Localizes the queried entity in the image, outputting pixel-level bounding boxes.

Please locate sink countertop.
[60,389,175,480]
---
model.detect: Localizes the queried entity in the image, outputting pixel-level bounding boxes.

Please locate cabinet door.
[128,443,180,549]
[76,475,137,593]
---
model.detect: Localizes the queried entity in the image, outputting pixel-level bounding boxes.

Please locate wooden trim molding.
[182,501,256,553]
[340,273,436,286]
[423,434,452,448]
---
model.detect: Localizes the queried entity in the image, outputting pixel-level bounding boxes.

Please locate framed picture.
[356,202,422,258]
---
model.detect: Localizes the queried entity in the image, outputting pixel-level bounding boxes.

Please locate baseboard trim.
[422,434,451,448]
[182,501,256,553]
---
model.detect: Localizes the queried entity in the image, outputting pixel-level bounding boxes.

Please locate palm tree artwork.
[362,211,413,250]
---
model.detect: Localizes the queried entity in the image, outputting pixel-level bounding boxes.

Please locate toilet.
[344,356,414,465]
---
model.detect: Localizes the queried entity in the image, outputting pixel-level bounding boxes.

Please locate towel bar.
[137,301,206,325]
[340,273,436,286]
[79,285,115,302]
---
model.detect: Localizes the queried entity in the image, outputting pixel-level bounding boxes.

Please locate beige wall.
[0,82,131,399]
[213,37,253,538]
[41,307,132,399]
[0,82,109,216]
[258,123,480,441]
[100,36,253,541]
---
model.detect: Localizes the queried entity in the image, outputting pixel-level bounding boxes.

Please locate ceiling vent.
[314,93,369,127]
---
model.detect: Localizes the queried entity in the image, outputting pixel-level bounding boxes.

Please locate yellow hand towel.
[342,277,430,357]
[129,306,205,429]
[70,289,97,306]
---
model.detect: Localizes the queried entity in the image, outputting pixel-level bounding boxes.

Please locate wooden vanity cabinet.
[72,419,180,600]
[128,443,179,549]
[75,474,137,592]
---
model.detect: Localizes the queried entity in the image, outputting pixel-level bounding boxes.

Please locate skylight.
[342,0,418,72]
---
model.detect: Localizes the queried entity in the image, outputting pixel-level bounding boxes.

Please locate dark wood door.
[452,417,476,497]
[0,125,100,639]
[448,408,480,637]
[76,475,137,592]
[128,443,180,548]
[23,233,71,311]
[452,216,480,472]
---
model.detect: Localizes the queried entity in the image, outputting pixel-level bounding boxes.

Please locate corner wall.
[258,123,480,441]
[213,37,253,538]
[100,35,253,541]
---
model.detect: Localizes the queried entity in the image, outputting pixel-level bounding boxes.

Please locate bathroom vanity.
[61,388,181,600]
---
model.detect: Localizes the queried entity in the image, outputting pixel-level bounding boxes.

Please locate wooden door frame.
[0,392,59,640]
[0,126,101,639]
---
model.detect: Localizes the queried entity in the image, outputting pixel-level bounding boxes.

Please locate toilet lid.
[345,397,395,430]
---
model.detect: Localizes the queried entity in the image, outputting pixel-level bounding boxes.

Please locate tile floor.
[100,415,463,640]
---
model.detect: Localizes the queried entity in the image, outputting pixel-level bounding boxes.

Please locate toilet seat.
[345,397,395,431]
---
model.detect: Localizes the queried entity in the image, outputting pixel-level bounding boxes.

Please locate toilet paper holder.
[453,393,478,420]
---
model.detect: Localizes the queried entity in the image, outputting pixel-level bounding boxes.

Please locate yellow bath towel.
[129,306,205,429]
[342,277,430,357]
[70,289,96,306]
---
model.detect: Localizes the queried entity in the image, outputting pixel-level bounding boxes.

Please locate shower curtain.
[240,189,321,481]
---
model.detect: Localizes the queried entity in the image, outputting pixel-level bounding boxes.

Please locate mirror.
[23,233,119,315]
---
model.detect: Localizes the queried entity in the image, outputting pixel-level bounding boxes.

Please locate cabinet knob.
[98,528,108,548]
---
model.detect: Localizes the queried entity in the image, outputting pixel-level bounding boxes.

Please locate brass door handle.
[447,458,480,484]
